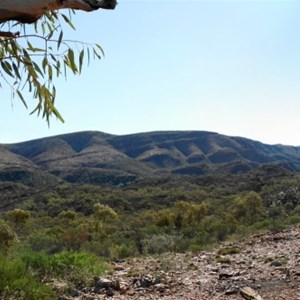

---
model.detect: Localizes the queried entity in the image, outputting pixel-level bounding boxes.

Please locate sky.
[1,0,300,145]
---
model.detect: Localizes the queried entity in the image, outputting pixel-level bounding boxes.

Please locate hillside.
[67,227,300,300]
[2,130,300,185]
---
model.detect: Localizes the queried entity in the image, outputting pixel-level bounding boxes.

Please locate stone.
[94,277,120,294]
[106,288,114,297]
[270,260,282,267]
[133,276,155,288]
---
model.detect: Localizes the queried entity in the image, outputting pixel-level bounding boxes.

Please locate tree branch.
[0,0,117,24]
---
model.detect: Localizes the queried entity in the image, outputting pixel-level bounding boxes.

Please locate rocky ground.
[61,227,300,300]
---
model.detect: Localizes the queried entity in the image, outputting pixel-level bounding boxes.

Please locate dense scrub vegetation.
[1,166,300,298]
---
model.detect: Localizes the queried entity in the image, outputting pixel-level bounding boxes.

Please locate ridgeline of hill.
[1,130,300,186]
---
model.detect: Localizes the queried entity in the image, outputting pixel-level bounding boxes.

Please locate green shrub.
[20,248,109,287]
[287,215,300,225]
[188,243,205,253]
[52,251,108,285]
[269,221,287,233]
[0,254,54,300]
[216,256,231,264]
[21,250,51,279]
[58,210,77,220]
[51,250,106,275]
[28,232,62,253]
[81,239,113,257]
[142,234,180,254]
[109,243,132,260]
[0,219,16,252]
[251,219,271,231]
[217,246,240,255]
[7,209,31,224]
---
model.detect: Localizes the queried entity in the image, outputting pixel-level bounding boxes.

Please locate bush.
[7,209,31,224]
[188,243,205,253]
[251,219,271,231]
[287,215,300,225]
[29,232,62,253]
[21,249,108,285]
[216,256,231,264]
[109,243,132,260]
[0,219,16,252]
[142,234,180,254]
[0,254,54,299]
[217,246,240,255]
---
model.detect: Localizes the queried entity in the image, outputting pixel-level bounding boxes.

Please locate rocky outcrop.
[60,227,300,299]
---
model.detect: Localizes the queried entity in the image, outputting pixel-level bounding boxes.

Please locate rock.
[240,286,264,300]
[94,277,120,294]
[94,287,106,294]
[71,289,80,297]
[156,283,167,293]
[224,287,238,295]
[219,272,234,280]
[106,288,114,297]
[119,281,130,294]
[270,260,282,267]
[133,276,155,288]
[294,270,300,276]
[127,289,136,296]
[113,265,125,271]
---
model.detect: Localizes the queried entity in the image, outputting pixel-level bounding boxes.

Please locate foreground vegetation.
[1,166,300,298]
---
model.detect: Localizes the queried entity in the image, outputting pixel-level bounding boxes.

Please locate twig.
[0,31,19,38]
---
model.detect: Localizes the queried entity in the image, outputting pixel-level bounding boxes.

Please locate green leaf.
[12,62,21,80]
[1,61,14,77]
[32,61,44,77]
[95,44,105,57]
[17,91,28,109]
[61,14,76,30]
[42,56,48,72]
[87,47,91,65]
[47,28,54,40]
[30,47,46,53]
[52,106,65,123]
[57,30,63,50]
[79,49,84,74]
[67,49,78,74]
[56,60,61,77]
[27,41,34,51]
[48,65,53,81]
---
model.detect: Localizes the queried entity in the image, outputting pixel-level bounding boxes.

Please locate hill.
[1,130,300,185]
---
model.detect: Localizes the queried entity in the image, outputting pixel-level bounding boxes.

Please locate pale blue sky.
[1,0,300,145]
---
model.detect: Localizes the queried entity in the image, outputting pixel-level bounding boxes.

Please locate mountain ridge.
[1,130,300,185]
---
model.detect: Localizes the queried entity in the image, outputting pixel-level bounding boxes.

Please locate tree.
[232,192,266,225]
[0,0,116,123]
[93,203,117,238]
[6,208,31,237]
[0,219,16,252]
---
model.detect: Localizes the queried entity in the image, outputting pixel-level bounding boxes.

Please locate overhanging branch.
[0,0,117,24]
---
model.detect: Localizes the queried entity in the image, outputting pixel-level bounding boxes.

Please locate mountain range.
[1,130,300,186]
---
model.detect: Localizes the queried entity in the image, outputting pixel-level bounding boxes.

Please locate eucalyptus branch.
[0,10,104,124]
